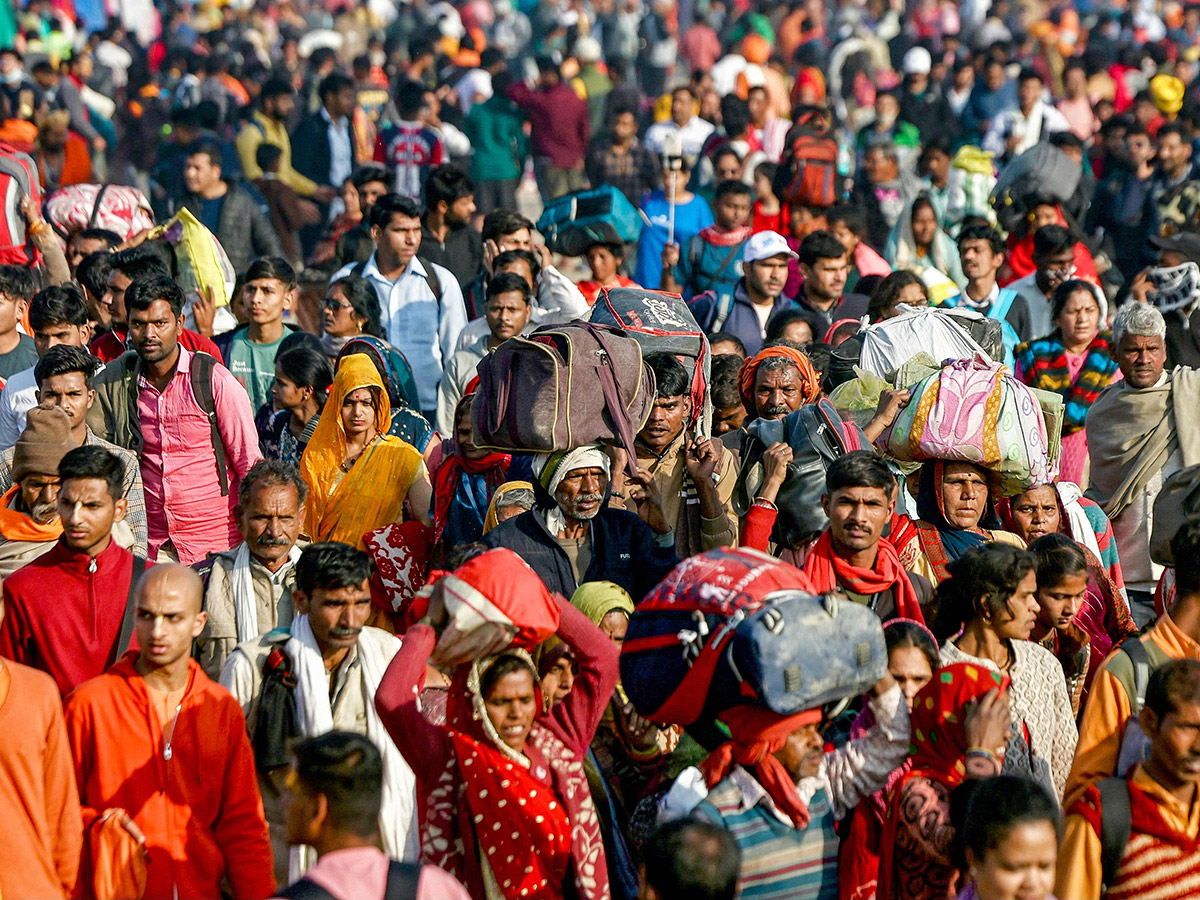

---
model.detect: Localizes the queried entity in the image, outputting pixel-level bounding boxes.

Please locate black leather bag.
[732,400,866,548]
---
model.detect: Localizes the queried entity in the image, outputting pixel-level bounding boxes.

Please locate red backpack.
[620,548,814,725]
[777,133,840,209]
[0,142,42,265]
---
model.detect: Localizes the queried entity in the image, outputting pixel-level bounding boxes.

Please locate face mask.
[2,69,21,86]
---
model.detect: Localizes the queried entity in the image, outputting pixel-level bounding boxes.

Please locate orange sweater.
[0,660,82,899]
[64,654,275,900]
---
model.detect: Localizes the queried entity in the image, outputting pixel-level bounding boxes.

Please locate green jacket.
[464,94,528,182]
[88,351,145,453]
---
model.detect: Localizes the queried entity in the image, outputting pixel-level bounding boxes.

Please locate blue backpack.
[537,186,643,257]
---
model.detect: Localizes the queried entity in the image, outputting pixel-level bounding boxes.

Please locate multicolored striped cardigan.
[1013,330,1120,434]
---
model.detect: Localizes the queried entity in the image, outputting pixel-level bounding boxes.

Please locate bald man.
[63,564,277,900]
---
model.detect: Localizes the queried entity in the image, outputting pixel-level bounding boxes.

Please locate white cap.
[743,231,798,264]
[575,36,602,63]
[903,46,933,75]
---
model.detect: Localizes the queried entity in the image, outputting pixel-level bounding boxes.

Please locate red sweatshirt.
[0,539,142,696]
[64,654,275,900]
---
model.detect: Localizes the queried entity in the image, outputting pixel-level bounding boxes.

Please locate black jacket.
[481,506,679,601]
[290,110,359,188]
[182,184,284,275]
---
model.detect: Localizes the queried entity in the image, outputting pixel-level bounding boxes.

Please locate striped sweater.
[697,780,839,900]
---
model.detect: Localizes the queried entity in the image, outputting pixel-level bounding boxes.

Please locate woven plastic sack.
[884,355,1051,495]
[145,207,235,308]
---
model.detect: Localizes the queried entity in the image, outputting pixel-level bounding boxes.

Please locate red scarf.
[802,531,925,623]
[700,704,823,828]
[431,447,511,550]
[696,223,754,246]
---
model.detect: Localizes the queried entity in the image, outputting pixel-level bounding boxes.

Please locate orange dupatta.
[300,355,423,549]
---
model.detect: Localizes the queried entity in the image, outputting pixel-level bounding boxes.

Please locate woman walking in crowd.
[320,275,386,361]
[839,619,940,900]
[300,353,432,548]
[899,460,1027,584]
[885,195,966,293]
[876,661,1013,900]
[867,269,931,322]
[260,343,333,465]
[1014,279,1118,487]
[935,545,1078,798]
[375,551,619,900]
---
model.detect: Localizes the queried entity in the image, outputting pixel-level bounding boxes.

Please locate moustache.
[255,536,291,547]
[762,405,791,417]
[329,627,362,639]
[31,502,59,524]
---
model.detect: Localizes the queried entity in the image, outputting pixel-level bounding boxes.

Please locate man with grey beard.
[0,405,76,577]
[194,460,307,679]
[482,442,680,599]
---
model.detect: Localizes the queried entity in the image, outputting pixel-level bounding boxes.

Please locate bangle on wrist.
[966,747,997,761]
[610,490,626,499]
[752,498,778,511]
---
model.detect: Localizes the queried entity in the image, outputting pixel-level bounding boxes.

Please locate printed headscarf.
[737,345,822,416]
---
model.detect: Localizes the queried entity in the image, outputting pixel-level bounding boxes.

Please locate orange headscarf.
[700,704,824,827]
[737,345,822,415]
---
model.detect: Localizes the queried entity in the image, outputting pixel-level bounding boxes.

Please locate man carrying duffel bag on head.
[664,671,909,900]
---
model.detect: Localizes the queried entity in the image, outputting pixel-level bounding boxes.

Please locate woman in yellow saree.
[300,353,432,548]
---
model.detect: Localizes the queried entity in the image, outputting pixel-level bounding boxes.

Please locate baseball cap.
[1150,230,1200,262]
[743,231,798,264]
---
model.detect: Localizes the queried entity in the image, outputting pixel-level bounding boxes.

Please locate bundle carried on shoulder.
[589,286,712,438]
[45,183,155,244]
[883,354,1053,494]
[621,548,886,726]
[471,321,656,476]
[731,399,866,547]
[857,304,1001,377]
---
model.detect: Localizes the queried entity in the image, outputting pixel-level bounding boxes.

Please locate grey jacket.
[182,184,284,274]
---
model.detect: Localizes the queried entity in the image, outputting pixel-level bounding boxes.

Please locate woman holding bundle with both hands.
[374,549,618,900]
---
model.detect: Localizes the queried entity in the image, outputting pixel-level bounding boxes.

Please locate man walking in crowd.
[236,75,333,205]
[419,164,483,286]
[0,584,82,900]
[483,443,679,599]
[1087,303,1200,618]
[221,542,418,880]
[0,284,97,450]
[214,256,299,413]
[277,732,471,899]
[64,562,276,900]
[89,275,262,564]
[0,346,145,555]
[0,445,141,696]
[195,460,305,679]
[0,266,39,382]
[619,354,738,558]
[332,193,466,420]
[0,407,83,578]
[180,142,285,275]
[507,56,590,201]
[794,230,871,336]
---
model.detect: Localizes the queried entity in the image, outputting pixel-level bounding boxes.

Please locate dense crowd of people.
[5,1,1200,899]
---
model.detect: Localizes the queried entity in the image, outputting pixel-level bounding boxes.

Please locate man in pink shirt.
[277,731,470,900]
[87,274,262,563]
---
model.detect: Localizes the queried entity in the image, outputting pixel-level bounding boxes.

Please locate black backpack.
[277,859,422,900]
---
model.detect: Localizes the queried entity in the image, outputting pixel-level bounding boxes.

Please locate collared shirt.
[321,106,353,188]
[137,347,262,564]
[331,254,467,411]
[301,846,471,900]
[644,116,716,159]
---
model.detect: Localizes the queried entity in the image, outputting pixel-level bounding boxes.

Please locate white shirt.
[454,265,590,351]
[0,365,39,451]
[982,100,1070,158]
[644,116,716,160]
[332,254,467,412]
[321,105,353,187]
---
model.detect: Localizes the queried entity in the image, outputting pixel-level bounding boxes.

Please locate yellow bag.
[145,207,235,308]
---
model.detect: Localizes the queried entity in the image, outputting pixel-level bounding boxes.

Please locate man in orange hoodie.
[64,562,275,900]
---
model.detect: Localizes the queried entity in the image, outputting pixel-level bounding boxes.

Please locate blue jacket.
[689,279,797,355]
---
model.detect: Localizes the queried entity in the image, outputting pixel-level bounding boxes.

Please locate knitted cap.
[12,405,74,484]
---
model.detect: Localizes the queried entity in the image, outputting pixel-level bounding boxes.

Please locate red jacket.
[0,539,141,696]
[64,654,275,900]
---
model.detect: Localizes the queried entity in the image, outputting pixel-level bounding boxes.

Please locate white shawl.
[231,542,302,644]
[286,616,417,876]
